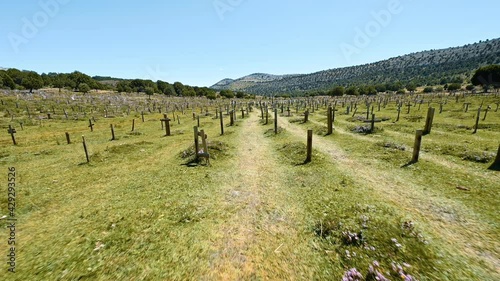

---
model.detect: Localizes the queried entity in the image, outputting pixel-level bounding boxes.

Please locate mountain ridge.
[211,38,500,95]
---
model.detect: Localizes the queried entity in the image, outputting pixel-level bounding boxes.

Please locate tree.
[206,91,217,100]
[345,86,358,96]
[328,86,344,96]
[6,68,24,85]
[21,71,44,93]
[220,89,234,98]
[69,71,93,90]
[1,73,16,90]
[52,75,66,92]
[144,87,155,97]
[471,65,500,92]
[79,83,91,94]
[466,84,475,91]
[447,83,462,92]
[406,82,417,93]
[423,86,434,93]
[182,86,196,97]
[116,81,131,93]
[236,91,246,98]
[173,82,185,96]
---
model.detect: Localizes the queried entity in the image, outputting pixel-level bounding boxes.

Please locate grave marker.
[110,124,116,141]
[411,130,424,163]
[305,130,313,163]
[82,136,90,163]
[160,114,171,136]
[88,119,95,132]
[8,125,17,145]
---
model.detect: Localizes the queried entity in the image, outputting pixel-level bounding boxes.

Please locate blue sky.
[1,0,499,87]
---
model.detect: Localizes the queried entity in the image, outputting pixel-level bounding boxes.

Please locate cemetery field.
[0,89,499,280]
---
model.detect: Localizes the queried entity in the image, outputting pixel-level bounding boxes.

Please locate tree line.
[277,65,500,97]
[0,68,252,99]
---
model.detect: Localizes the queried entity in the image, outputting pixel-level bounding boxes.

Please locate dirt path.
[278,117,500,276]
[207,112,313,280]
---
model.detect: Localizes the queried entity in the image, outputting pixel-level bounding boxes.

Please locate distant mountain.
[211,38,500,95]
[212,73,300,91]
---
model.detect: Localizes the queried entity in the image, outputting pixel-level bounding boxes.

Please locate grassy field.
[0,89,498,280]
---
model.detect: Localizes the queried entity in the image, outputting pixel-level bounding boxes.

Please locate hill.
[211,38,500,95]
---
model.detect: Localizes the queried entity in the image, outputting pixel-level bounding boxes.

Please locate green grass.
[0,89,499,280]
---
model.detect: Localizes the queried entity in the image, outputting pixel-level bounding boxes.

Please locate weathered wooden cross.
[194,126,210,164]
[8,125,17,145]
[161,114,171,136]
[88,119,95,132]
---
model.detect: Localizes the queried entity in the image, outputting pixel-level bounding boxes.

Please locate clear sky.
[1,0,499,87]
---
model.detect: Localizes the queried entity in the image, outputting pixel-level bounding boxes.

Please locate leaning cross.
[8,125,17,145]
[88,119,95,132]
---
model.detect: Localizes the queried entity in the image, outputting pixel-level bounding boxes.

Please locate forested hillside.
[212,38,500,95]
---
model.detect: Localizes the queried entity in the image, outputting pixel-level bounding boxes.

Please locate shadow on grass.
[401,160,417,168]
[488,162,500,171]
[181,158,210,168]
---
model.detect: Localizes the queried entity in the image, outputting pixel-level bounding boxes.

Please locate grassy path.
[207,112,316,280]
[278,116,500,279]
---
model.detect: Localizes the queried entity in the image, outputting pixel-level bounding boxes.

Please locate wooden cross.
[160,114,171,136]
[88,119,95,132]
[8,125,17,145]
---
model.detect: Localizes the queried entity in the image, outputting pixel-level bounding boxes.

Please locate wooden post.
[88,119,94,132]
[327,106,333,135]
[305,130,313,163]
[197,116,200,127]
[304,110,309,123]
[110,124,116,141]
[488,145,500,171]
[131,119,135,132]
[406,103,412,114]
[8,125,17,145]
[423,107,435,135]
[411,130,424,163]
[82,136,90,163]
[194,126,199,158]
[396,106,401,122]
[161,114,171,136]
[482,106,490,121]
[65,132,71,144]
[265,108,268,125]
[274,109,278,134]
[439,103,443,114]
[141,111,145,122]
[200,129,209,159]
[241,108,245,118]
[473,107,481,134]
[177,115,180,125]
[370,114,376,133]
[230,110,235,126]
[19,122,23,131]
[220,110,224,135]
[260,106,264,120]
[464,103,471,113]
